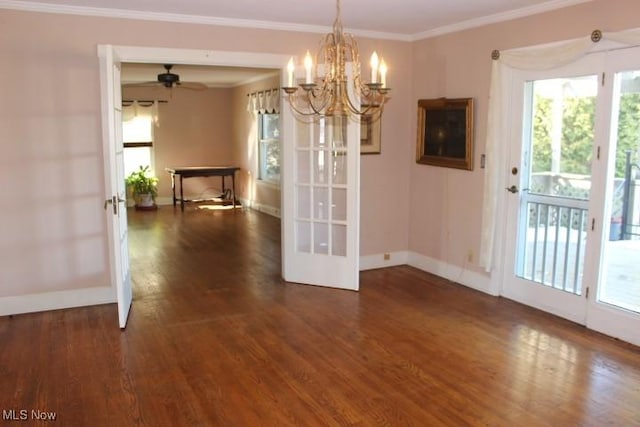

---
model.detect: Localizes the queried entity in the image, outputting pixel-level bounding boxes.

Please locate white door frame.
[98,45,292,327]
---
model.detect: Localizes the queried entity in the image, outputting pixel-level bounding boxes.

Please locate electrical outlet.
[384,253,391,261]
[467,250,473,263]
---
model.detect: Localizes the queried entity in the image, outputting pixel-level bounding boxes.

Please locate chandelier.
[282,0,390,119]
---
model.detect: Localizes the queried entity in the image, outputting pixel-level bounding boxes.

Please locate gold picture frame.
[360,109,381,155]
[416,98,474,170]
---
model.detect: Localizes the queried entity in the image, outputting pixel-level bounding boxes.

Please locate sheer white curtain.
[479,28,640,272]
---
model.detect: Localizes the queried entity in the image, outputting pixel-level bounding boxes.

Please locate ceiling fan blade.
[176,81,208,91]
[122,81,161,88]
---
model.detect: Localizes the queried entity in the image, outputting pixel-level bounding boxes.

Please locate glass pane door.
[281,64,360,291]
[598,70,640,314]
[517,76,598,296]
[295,116,348,257]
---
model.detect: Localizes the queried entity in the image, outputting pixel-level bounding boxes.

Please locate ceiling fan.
[125,64,208,90]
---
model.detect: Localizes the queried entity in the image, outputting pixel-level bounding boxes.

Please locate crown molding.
[0,0,594,42]
[0,0,412,41]
[411,0,594,41]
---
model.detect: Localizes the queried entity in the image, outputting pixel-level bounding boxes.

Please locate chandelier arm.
[345,93,385,118]
[288,98,318,117]
[309,88,333,114]
[287,92,331,117]
[287,96,324,118]
[342,80,382,117]
[343,89,363,116]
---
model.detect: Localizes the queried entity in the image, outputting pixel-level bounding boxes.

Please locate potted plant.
[125,165,158,210]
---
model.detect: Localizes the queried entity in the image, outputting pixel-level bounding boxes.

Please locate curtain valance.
[247,88,280,114]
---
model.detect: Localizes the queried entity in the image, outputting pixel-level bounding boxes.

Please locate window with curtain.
[258,113,280,184]
[122,101,157,178]
[247,88,280,185]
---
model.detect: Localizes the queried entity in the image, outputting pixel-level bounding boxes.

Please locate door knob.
[505,185,519,193]
[104,195,125,215]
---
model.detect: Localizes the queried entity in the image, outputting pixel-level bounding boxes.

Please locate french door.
[502,47,640,345]
[98,45,132,328]
[585,48,640,345]
[279,57,361,291]
[281,111,360,290]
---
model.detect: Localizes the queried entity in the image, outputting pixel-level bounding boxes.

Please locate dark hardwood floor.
[1,205,639,426]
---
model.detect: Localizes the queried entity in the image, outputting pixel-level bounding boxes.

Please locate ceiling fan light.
[158,72,180,87]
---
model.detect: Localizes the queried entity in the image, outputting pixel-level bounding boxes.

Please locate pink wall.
[0,9,411,298]
[408,0,640,276]
[3,0,634,303]
[231,75,282,213]
[122,86,234,200]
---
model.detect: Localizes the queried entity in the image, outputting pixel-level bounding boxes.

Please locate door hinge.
[591,218,596,231]
[597,146,601,160]
[585,287,590,299]
[601,72,605,86]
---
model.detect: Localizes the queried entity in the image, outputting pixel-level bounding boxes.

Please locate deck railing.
[516,194,588,296]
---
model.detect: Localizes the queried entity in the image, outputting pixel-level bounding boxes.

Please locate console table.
[165,166,240,211]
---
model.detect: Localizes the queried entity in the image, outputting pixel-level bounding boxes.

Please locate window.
[258,113,280,184]
[122,115,154,178]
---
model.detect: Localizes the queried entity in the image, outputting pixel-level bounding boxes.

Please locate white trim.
[587,305,640,348]
[0,287,115,316]
[0,0,411,41]
[247,199,281,218]
[359,250,496,295]
[407,252,496,296]
[411,0,593,41]
[105,45,290,68]
[1,0,592,42]
[360,251,409,271]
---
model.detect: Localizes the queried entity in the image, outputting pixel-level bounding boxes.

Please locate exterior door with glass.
[501,55,603,324]
[502,47,640,346]
[585,47,640,345]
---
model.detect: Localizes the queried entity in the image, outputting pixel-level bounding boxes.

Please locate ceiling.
[7,0,592,39]
[121,63,278,89]
[6,0,593,87]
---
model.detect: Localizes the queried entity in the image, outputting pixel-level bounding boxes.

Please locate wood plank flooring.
[1,206,639,426]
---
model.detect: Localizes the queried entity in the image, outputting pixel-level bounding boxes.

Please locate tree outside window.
[259,113,280,184]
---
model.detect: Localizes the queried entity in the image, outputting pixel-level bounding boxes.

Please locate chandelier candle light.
[282,0,390,119]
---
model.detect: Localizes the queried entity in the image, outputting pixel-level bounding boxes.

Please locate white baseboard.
[252,203,280,218]
[407,252,496,296]
[0,286,116,316]
[360,251,409,271]
[239,198,281,218]
[359,251,494,296]
[0,253,493,316]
